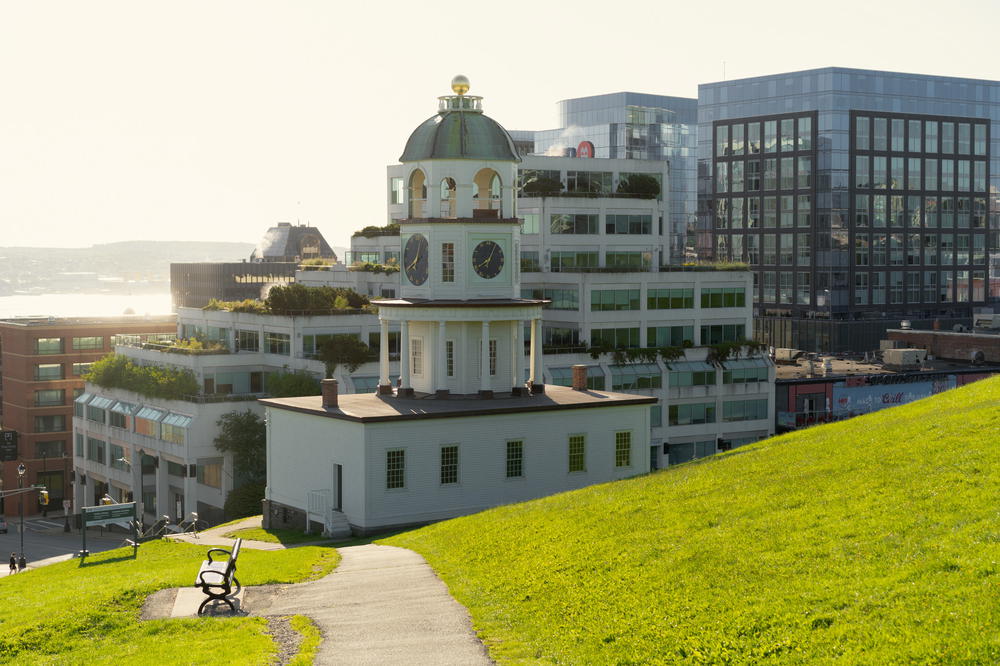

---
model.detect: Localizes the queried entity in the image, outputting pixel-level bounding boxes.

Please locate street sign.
[0,430,17,461]
[82,502,136,527]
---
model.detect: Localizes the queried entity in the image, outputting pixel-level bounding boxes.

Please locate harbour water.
[0,293,173,319]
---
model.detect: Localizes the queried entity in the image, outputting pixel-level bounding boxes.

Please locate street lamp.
[17,463,26,563]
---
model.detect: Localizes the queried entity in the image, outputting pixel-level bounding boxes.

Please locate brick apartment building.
[0,315,176,516]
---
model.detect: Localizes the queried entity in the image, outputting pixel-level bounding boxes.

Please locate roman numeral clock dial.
[403,233,429,285]
[472,240,504,279]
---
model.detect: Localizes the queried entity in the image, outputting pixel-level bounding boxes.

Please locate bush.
[85,354,199,400]
[616,173,661,198]
[224,481,266,520]
[203,298,268,313]
[267,369,321,397]
[265,284,370,315]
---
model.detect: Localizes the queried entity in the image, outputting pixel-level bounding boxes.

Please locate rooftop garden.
[385,376,1000,663]
[203,284,376,316]
[85,353,200,400]
[352,222,400,238]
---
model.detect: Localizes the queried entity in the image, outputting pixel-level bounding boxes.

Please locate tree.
[266,369,321,397]
[522,176,563,196]
[616,173,661,198]
[213,410,266,486]
[318,334,371,379]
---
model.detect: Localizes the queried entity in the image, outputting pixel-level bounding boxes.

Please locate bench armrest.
[205,547,233,563]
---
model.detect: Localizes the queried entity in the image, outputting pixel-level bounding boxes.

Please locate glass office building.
[698,68,1000,353]
[533,93,698,264]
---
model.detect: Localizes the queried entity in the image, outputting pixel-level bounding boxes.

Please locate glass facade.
[699,67,1000,352]
[532,92,698,263]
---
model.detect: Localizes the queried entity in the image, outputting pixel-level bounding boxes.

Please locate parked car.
[0,517,7,534]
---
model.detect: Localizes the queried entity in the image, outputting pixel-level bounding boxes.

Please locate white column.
[480,321,491,394]
[399,320,410,390]
[183,473,197,524]
[437,320,448,393]
[154,456,169,520]
[532,318,544,389]
[130,447,143,515]
[379,318,390,389]
[512,320,523,391]
[529,317,538,386]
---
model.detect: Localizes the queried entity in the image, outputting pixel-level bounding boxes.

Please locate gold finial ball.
[451,75,470,95]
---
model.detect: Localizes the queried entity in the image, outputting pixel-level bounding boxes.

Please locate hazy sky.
[2,0,999,250]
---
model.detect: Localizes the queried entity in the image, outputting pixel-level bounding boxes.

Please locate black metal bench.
[194,538,242,615]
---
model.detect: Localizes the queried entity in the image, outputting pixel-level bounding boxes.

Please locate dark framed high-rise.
[698,67,1000,353]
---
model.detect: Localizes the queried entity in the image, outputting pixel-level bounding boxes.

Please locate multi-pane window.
[110,444,127,470]
[35,389,64,407]
[86,437,106,464]
[550,251,598,272]
[35,415,66,433]
[700,287,746,308]
[265,332,290,355]
[550,214,598,234]
[197,459,223,489]
[522,288,578,310]
[411,338,423,376]
[521,213,539,234]
[647,326,694,347]
[386,450,405,489]
[72,336,103,351]
[440,445,459,485]
[441,242,454,282]
[506,440,523,478]
[34,363,63,380]
[611,364,662,391]
[669,366,716,387]
[590,327,639,348]
[236,330,259,352]
[36,440,65,458]
[615,431,632,468]
[605,251,651,269]
[446,340,454,377]
[489,339,497,376]
[591,289,640,311]
[520,250,541,272]
[647,288,694,309]
[700,324,745,344]
[606,214,651,234]
[668,403,716,426]
[566,171,611,193]
[722,399,769,422]
[568,435,586,473]
[34,338,63,355]
[722,364,769,384]
[72,362,93,376]
[391,177,405,204]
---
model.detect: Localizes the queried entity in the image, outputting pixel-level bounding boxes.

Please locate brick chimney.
[571,364,588,391]
[321,378,339,408]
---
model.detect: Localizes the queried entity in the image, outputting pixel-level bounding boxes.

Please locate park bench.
[194,538,242,615]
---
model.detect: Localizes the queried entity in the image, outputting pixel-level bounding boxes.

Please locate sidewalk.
[152,517,493,664]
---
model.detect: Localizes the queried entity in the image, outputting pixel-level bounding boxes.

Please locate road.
[0,514,124,576]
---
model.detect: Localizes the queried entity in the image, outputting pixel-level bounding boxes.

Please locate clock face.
[403,233,429,285]
[472,240,504,279]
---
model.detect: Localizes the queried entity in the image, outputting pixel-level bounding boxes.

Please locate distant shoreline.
[0,293,174,318]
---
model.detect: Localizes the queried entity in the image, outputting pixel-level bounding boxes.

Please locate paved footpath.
[159,519,493,664]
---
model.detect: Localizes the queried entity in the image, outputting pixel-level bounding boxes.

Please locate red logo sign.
[577,141,594,158]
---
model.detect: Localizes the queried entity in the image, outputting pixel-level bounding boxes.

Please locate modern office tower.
[698,67,1000,353]
[530,93,698,264]
[0,315,176,516]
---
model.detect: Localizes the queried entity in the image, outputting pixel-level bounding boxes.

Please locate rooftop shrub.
[85,353,199,400]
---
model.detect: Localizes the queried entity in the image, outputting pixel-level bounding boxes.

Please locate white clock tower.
[374,76,546,398]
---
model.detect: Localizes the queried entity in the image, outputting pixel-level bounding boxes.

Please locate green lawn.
[0,539,339,664]
[384,375,1000,663]
[223,526,332,545]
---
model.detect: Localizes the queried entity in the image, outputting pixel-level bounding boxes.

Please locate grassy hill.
[0,540,337,664]
[384,375,1000,663]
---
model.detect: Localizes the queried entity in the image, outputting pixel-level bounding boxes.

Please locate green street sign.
[82,502,136,527]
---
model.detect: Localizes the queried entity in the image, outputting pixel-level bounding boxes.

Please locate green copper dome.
[400,97,520,163]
